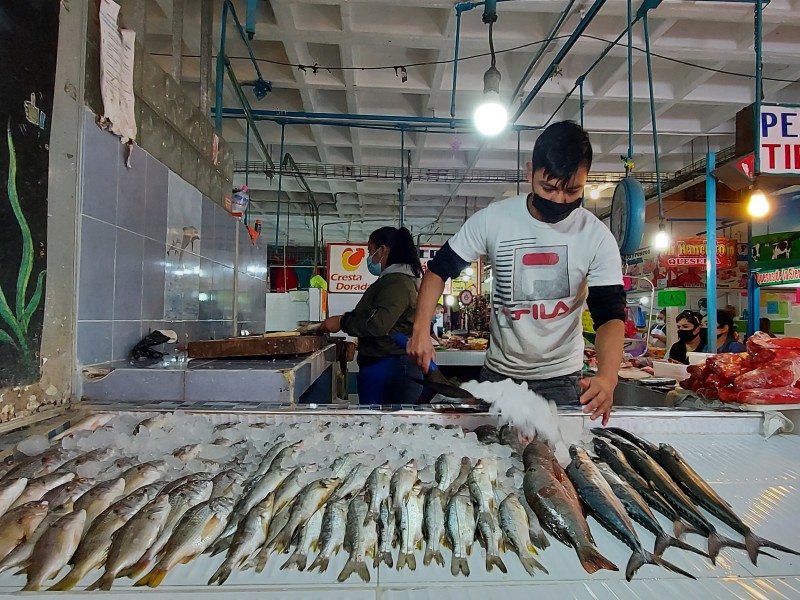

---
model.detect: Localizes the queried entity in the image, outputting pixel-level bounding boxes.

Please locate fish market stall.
[0,403,796,599]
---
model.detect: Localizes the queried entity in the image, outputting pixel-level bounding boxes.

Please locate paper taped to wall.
[99,0,137,142]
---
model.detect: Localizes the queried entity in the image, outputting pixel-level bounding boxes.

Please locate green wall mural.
[0,1,60,385]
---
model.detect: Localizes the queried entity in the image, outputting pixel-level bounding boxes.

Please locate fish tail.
[21,580,41,592]
[270,527,292,554]
[530,531,550,550]
[746,533,800,566]
[576,544,618,574]
[396,551,416,571]
[379,550,394,568]
[280,552,308,572]
[254,545,272,573]
[652,553,697,580]
[208,536,232,557]
[307,554,329,573]
[655,531,711,560]
[208,560,233,586]
[85,573,113,592]
[708,531,756,565]
[338,558,370,583]
[134,567,168,588]
[47,569,82,591]
[123,557,151,580]
[518,554,548,576]
[486,553,507,574]
[423,547,443,567]
[450,556,470,577]
[672,519,702,540]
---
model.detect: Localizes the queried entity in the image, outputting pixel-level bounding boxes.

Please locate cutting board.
[187,334,326,359]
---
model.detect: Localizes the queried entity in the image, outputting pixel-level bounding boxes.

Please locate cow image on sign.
[760,104,800,174]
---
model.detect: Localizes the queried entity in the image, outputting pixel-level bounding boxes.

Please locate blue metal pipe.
[747,221,757,335]
[212,107,543,130]
[516,129,521,194]
[754,0,764,174]
[511,0,607,123]
[626,0,634,171]
[214,0,266,132]
[643,13,663,220]
[399,131,405,227]
[246,0,257,40]
[450,7,464,121]
[274,123,285,247]
[706,151,717,351]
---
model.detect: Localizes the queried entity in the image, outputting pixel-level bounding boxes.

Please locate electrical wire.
[488,21,496,68]
[150,36,800,84]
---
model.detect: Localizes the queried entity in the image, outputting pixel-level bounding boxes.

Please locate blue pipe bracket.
[706,151,717,351]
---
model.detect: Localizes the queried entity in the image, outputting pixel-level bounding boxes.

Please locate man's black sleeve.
[587,284,626,328]
[427,241,470,281]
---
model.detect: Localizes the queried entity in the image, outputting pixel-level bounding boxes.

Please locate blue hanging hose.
[274,123,285,247]
[754,0,763,175]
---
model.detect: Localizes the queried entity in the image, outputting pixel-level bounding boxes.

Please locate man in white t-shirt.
[407,121,625,425]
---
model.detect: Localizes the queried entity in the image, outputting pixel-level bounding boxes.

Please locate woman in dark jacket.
[668,310,706,365]
[710,310,746,353]
[321,227,424,405]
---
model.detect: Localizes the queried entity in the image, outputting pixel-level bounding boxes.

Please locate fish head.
[659,443,677,458]
[19,501,50,524]
[147,495,173,516]
[592,437,615,459]
[405,459,417,470]
[210,496,235,514]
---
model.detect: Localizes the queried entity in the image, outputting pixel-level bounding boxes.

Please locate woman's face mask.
[366,246,384,276]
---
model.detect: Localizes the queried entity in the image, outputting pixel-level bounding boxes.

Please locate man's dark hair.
[532,121,593,187]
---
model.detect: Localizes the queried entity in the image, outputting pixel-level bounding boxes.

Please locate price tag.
[657,290,687,307]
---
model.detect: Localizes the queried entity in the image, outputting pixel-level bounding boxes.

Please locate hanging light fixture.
[589,187,600,200]
[747,189,769,218]
[474,2,507,136]
[654,221,669,250]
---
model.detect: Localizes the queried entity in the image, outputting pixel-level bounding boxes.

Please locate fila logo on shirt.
[496,302,571,323]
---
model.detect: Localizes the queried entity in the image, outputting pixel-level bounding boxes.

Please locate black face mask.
[677,329,698,343]
[530,193,583,223]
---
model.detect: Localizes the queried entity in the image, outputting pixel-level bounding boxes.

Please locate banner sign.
[760,104,800,174]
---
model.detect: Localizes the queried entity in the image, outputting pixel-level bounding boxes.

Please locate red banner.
[659,237,738,270]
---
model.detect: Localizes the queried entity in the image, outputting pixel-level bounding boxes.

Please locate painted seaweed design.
[0,123,46,376]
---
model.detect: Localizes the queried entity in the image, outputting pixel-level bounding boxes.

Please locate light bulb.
[748,190,769,217]
[589,187,600,200]
[465,267,474,276]
[654,228,669,250]
[474,91,507,136]
[640,296,650,306]
[445,295,455,306]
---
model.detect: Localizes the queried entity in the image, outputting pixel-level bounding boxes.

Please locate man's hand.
[579,375,615,426]
[319,315,342,334]
[407,330,436,374]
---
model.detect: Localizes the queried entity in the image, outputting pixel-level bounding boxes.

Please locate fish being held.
[522,438,617,574]
[566,446,694,581]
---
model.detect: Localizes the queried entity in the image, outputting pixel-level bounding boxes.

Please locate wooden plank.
[187,335,326,359]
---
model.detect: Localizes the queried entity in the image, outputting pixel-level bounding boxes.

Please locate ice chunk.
[17,435,50,456]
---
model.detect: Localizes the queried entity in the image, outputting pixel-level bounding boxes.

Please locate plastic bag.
[736,386,800,405]
[734,359,800,391]
[707,353,751,380]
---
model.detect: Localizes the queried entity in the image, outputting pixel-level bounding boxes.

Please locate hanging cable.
[643,12,665,246]
[626,0,634,175]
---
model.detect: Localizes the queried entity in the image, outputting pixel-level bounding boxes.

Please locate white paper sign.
[99,0,137,142]
[760,104,800,174]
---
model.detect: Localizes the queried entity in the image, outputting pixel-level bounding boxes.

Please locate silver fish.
[467,459,496,513]
[331,452,362,479]
[308,498,348,573]
[423,487,446,567]
[208,493,275,585]
[390,459,418,515]
[445,486,475,577]
[330,464,370,502]
[397,483,424,571]
[211,467,248,499]
[435,454,460,493]
[376,499,396,568]
[85,494,172,591]
[161,472,214,496]
[56,447,116,475]
[49,483,161,591]
[364,462,392,524]
[499,493,548,576]
[52,413,115,442]
[133,413,171,434]
[12,472,75,508]
[445,457,472,498]
[281,506,323,571]
[40,477,95,511]
[338,496,377,582]
[270,478,340,553]
[0,501,49,562]
[172,444,203,463]
[73,478,126,532]
[0,507,70,574]
[475,510,507,573]
[0,478,28,518]
[134,497,234,588]
[125,478,213,580]
[120,461,167,495]
[21,509,86,591]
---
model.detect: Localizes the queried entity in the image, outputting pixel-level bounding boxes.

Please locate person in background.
[712,310,746,353]
[649,308,667,349]
[668,310,706,365]
[320,227,424,405]
[430,303,445,345]
[760,317,776,337]
[724,304,741,341]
